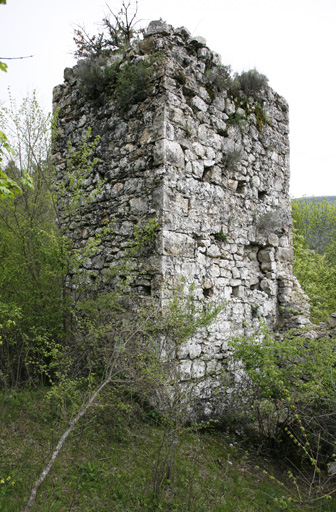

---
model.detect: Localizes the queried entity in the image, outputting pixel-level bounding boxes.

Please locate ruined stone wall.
[53,20,309,414]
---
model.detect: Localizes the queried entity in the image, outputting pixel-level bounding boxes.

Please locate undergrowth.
[1,388,335,512]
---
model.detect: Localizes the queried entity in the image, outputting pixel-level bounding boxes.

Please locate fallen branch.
[21,375,112,512]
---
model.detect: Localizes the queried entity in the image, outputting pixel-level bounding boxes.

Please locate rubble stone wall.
[53,20,310,414]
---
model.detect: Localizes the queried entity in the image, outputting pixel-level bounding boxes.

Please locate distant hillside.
[293,195,336,203]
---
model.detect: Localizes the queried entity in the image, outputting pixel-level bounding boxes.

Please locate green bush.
[114,56,155,113]
[227,323,336,458]
[292,198,336,322]
[76,53,158,112]
[233,68,268,98]
[76,57,119,102]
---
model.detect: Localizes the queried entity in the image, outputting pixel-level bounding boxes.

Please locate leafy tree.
[292,197,336,256]
[0,132,21,198]
[292,198,336,322]
[0,93,63,386]
[293,229,336,322]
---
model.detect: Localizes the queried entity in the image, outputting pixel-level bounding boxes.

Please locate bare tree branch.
[0,55,34,60]
[22,375,112,512]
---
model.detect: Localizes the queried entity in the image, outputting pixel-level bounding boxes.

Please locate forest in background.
[292,196,336,322]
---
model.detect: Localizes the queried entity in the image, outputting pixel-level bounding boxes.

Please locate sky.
[0,0,335,198]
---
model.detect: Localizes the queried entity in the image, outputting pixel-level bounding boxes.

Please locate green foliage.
[213,231,227,242]
[56,126,101,223]
[207,65,269,131]
[293,230,336,322]
[75,57,119,102]
[0,132,21,198]
[2,388,325,512]
[233,69,269,98]
[227,324,336,507]
[206,65,233,94]
[292,197,336,256]
[76,52,159,111]
[207,65,268,101]
[113,55,156,113]
[292,198,336,322]
[0,94,65,387]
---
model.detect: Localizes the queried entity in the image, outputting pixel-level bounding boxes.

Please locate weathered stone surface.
[53,20,310,416]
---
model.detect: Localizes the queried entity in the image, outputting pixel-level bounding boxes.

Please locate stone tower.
[53,20,309,413]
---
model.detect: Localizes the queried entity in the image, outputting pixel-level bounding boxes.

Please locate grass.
[1,388,336,512]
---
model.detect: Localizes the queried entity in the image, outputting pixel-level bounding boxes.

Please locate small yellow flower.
[6,476,11,482]
[0,480,4,485]
[12,481,15,486]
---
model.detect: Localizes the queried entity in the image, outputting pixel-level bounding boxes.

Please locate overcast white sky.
[0,0,335,198]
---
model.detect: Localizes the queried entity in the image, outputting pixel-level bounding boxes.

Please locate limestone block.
[179,360,192,381]
[163,231,195,258]
[261,261,277,273]
[146,20,172,35]
[206,360,219,375]
[165,140,185,168]
[228,180,238,191]
[232,268,240,279]
[188,341,202,359]
[202,341,218,359]
[258,248,274,264]
[192,96,208,112]
[191,360,206,379]
[260,278,276,296]
[207,245,221,258]
[230,279,242,287]
[277,247,293,261]
[192,160,204,179]
[191,35,207,46]
[268,233,279,246]
[192,142,205,157]
[327,315,336,329]
[212,97,225,112]
[198,124,208,142]
[130,197,147,214]
[225,99,236,116]
[209,264,220,278]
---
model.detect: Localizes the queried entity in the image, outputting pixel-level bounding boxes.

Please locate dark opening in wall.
[203,287,213,298]
[232,286,240,297]
[258,190,267,201]
[136,285,152,296]
[142,285,152,296]
[250,281,260,290]
[236,181,247,194]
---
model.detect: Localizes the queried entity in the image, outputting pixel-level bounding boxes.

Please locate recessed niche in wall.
[143,285,152,296]
[236,181,247,194]
[258,190,267,201]
[137,285,151,296]
[250,281,260,290]
[232,286,240,297]
[203,287,213,298]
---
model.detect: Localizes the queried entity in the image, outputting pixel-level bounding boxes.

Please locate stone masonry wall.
[53,20,310,415]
